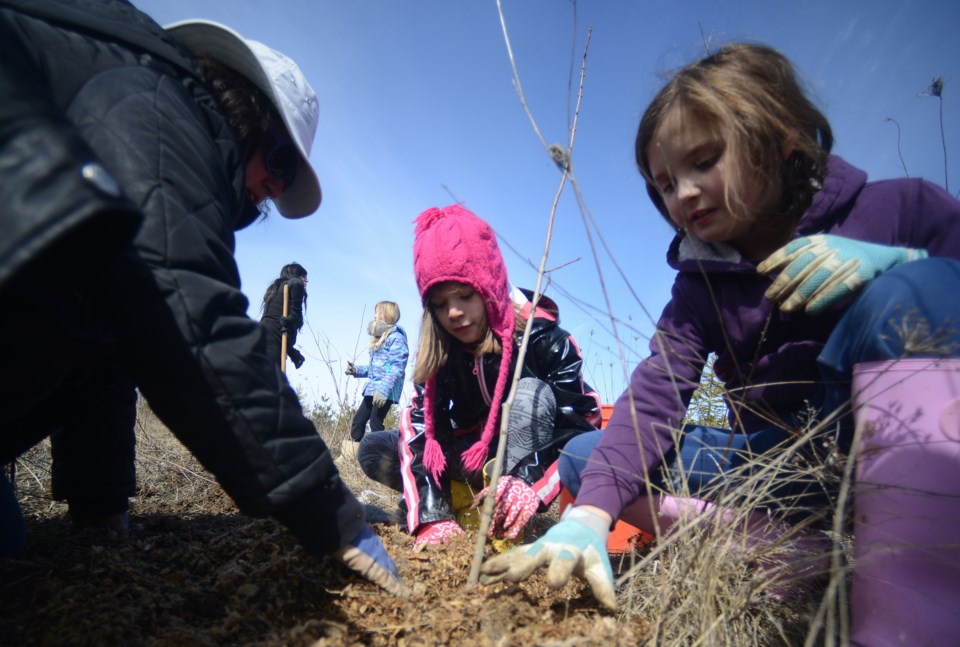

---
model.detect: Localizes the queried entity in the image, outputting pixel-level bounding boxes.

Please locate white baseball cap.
[165,19,322,218]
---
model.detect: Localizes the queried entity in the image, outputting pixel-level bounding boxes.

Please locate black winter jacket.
[0,0,363,555]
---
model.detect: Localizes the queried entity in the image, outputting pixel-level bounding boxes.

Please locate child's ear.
[782,134,797,159]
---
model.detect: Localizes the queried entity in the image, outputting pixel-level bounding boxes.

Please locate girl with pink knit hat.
[357,204,602,550]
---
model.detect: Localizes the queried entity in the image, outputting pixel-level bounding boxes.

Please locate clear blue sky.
[137,0,959,406]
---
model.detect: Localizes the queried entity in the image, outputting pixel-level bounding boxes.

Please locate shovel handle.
[280,283,290,373]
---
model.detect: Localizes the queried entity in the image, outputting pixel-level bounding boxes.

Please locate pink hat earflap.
[421,376,446,482]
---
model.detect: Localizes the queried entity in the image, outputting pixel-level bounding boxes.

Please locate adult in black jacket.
[260,262,309,370]
[0,0,405,595]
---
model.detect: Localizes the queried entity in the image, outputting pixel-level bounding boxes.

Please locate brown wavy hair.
[194,55,278,162]
[635,43,833,232]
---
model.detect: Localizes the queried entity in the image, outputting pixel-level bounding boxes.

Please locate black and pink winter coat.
[398,294,602,533]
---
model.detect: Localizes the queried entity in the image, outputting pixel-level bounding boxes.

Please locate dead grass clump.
[133,398,228,515]
[607,413,851,646]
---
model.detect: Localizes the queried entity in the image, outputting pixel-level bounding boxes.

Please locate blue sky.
[137,0,959,406]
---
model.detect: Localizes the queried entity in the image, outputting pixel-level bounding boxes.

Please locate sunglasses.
[265,130,298,189]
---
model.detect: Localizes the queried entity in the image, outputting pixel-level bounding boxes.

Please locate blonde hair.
[369,301,400,351]
[375,301,400,325]
[413,291,527,385]
[635,43,832,231]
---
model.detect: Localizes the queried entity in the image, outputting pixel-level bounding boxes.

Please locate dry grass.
[608,417,851,646]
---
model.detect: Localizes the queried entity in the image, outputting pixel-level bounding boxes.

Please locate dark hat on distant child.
[413,205,515,482]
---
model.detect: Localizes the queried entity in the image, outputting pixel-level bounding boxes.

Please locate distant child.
[481,43,960,642]
[260,263,308,370]
[344,301,409,454]
[358,205,602,550]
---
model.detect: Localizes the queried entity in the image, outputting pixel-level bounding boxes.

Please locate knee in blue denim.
[821,258,960,372]
[557,430,602,497]
[854,258,960,317]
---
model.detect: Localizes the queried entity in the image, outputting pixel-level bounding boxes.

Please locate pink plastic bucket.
[850,358,960,646]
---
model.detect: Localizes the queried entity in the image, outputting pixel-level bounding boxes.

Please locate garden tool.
[280,283,289,373]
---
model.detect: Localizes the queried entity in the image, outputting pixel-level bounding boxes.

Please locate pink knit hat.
[413,205,515,482]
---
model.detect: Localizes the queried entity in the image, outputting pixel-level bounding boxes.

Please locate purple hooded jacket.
[576,156,960,520]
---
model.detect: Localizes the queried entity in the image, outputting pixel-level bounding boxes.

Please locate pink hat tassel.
[421,377,447,482]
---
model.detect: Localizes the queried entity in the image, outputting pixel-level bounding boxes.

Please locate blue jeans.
[560,259,960,507]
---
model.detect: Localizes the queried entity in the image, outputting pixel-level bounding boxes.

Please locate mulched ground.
[1,442,650,646]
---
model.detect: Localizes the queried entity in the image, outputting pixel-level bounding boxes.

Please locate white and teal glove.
[479,506,616,610]
[758,234,928,314]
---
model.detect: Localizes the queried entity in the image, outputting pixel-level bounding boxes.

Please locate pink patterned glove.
[413,519,463,551]
[486,476,540,540]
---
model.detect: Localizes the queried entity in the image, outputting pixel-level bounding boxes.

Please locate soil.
[0,435,650,646]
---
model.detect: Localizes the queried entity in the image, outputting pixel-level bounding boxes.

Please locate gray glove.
[335,524,409,597]
[372,391,388,408]
[345,361,357,376]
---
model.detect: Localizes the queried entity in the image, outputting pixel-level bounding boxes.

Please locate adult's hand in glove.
[334,524,408,597]
[479,506,616,610]
[474,475,540,540]
[345,361,357,376]
[289,348,306,369]
[757,234,928,314]
[280,314,296,333]
[372,391,388,408]
[413,519,463,552]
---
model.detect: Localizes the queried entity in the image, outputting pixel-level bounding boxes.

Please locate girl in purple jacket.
[481,43,960,643]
